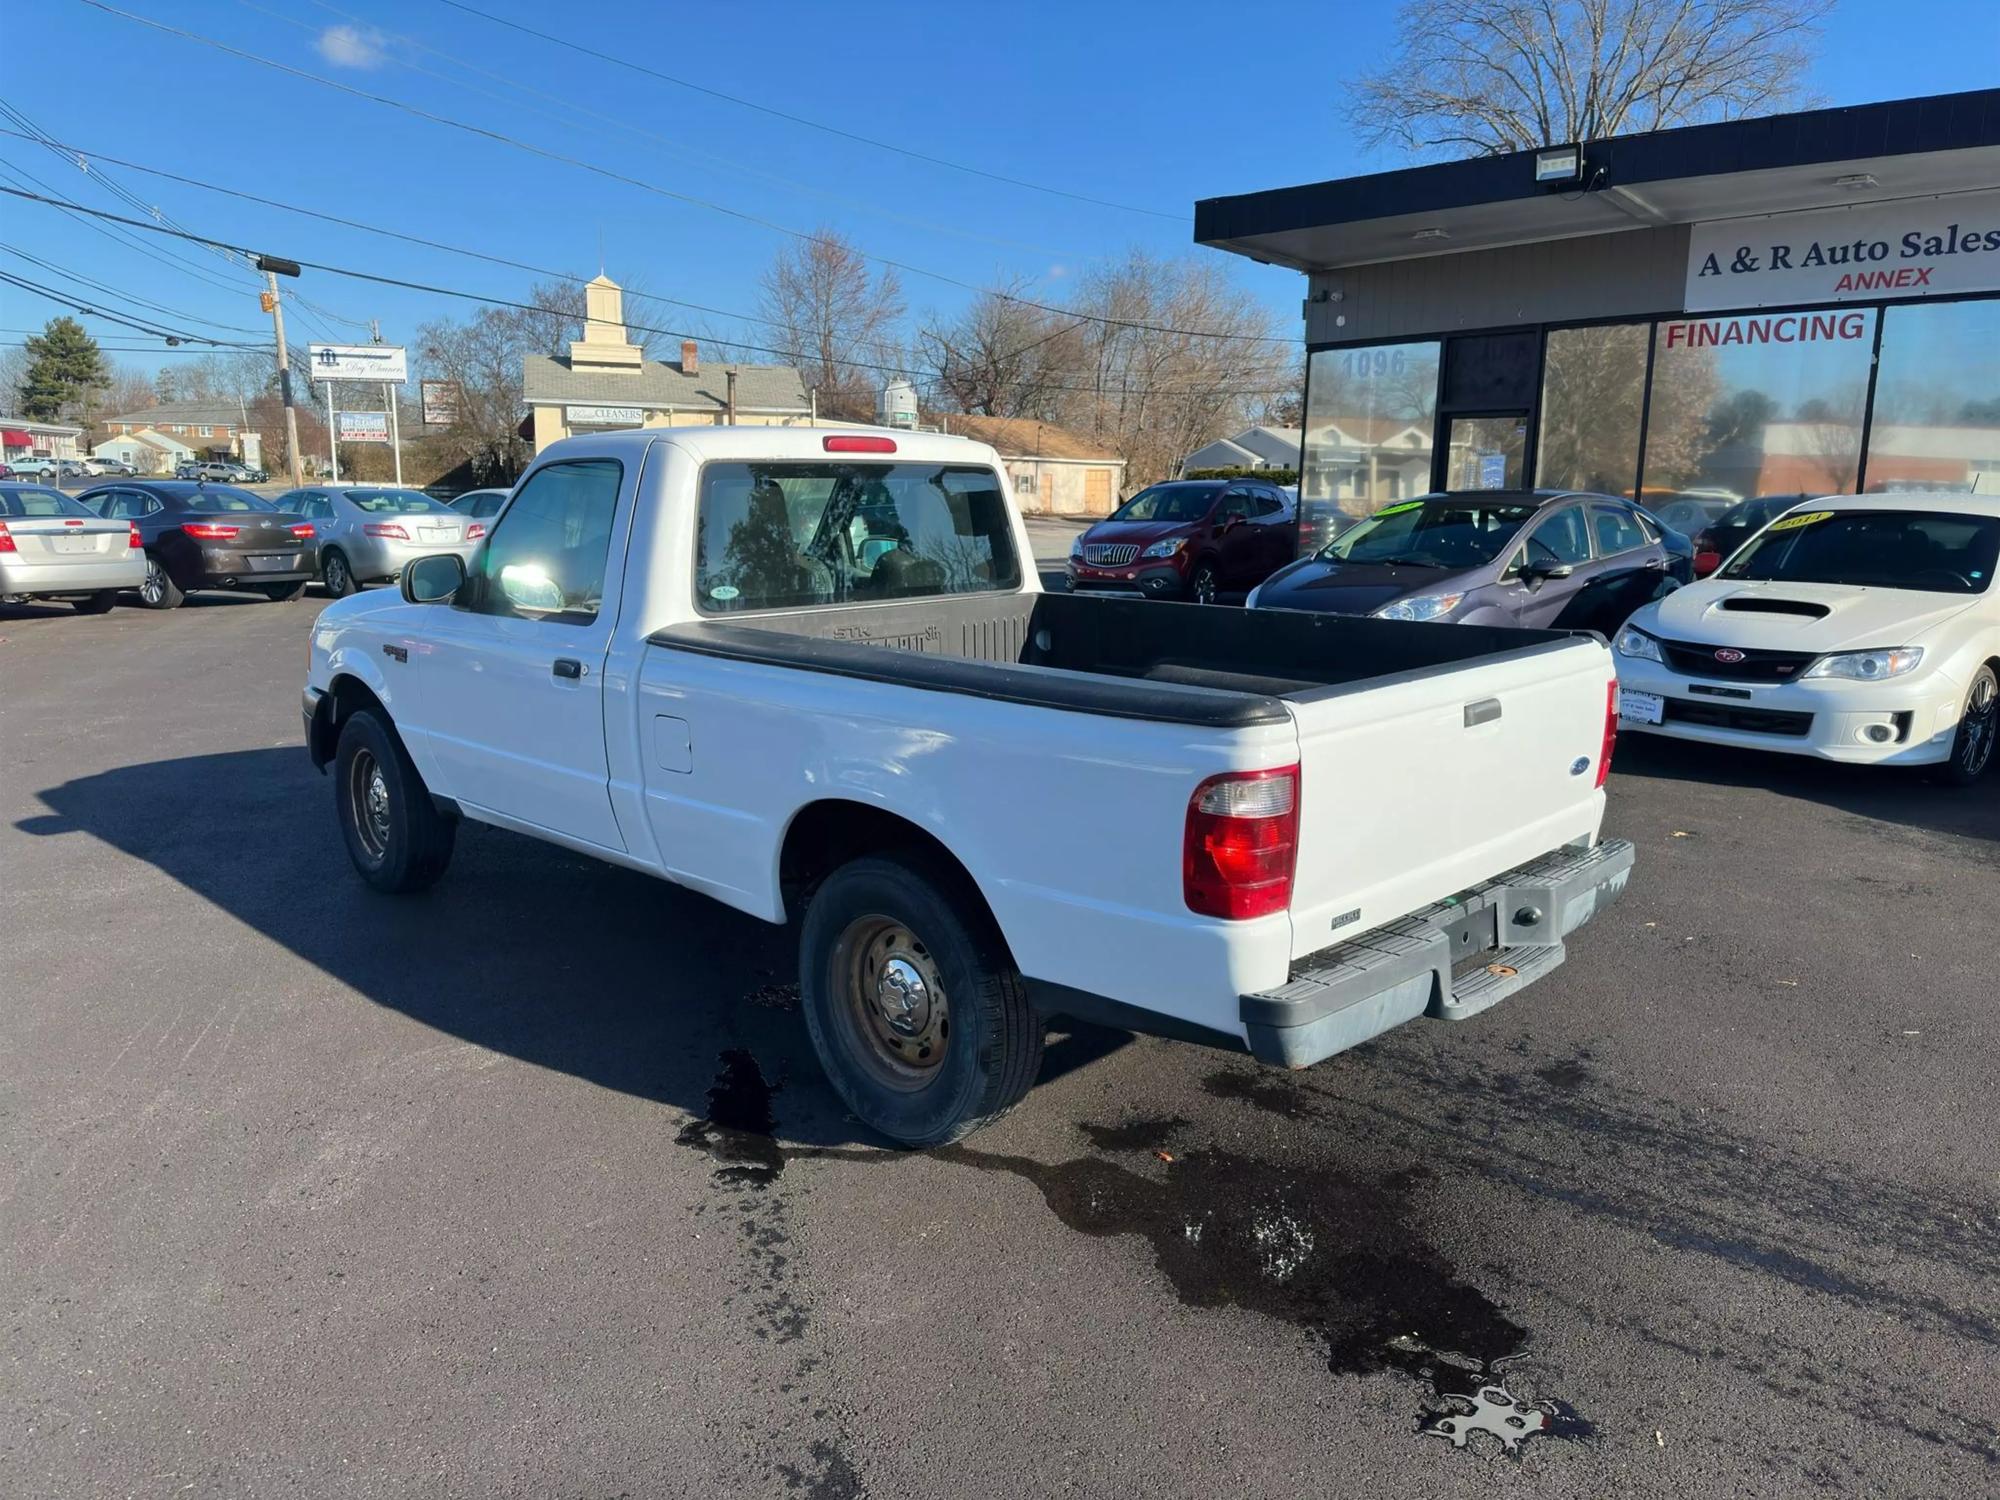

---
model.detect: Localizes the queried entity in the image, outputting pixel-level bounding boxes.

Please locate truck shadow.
[1614,734,2000,851]
[17,747,1123,1151]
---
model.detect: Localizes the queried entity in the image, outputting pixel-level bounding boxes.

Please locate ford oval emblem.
[1714,647,1746,663]
[1570,756,1590,776]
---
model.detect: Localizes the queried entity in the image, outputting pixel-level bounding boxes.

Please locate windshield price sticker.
[1374,501,1425,518]
[1767,510,1834,533]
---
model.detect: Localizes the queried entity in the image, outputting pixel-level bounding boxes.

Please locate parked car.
[0,462,15,480]
[1066,477,1297,603]
[1248,490,1677,635]
[10,458,57,478]
[84,458,137,478]
[1689,494,1813,577]
[80,480,313,608]
[1615,493,2000,783]
[448,487,511,520]
[0,482,145,611]
[301,427,1633,1146]
[1646,493,1734,538]
[272,485,487,597]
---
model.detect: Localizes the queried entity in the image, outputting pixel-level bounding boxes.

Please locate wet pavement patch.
[1533,1058,1594,1091]
[1078,1115,1189,1152]
[1199,1064,1331,1119]
[677,1048,786,1185]
[939,1138,1586,1456]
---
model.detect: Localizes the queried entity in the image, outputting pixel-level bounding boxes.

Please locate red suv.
[1066,478,1298,604]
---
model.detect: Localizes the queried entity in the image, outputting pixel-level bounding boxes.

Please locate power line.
[0,338,277,358]
[73,1,1288,347]
[0,185,1299,397]
[0,266,261,348]
[0,241,266,336]
[428,0,1182,222]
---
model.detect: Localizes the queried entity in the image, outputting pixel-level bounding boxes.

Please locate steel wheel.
[345,746,393,863]
[1190,562,1218,605]
[1958,670,1998,779]
[831,914,951,1090]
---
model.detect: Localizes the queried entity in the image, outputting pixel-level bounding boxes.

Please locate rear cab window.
[695,461,1023,613]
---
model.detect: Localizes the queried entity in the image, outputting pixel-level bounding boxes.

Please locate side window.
[1591,504,1647,557]
[1218,489,1255,521]
[1253,493,1286,517]
[472,460,622,623]
[1526,507,1592,567]
[307,496,335,521]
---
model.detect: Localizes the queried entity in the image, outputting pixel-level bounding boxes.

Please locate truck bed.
[649,593,1593,723]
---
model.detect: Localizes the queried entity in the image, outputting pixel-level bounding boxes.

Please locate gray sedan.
[276,486,487,596]
[0,482,145,611]
[448,487,511,520]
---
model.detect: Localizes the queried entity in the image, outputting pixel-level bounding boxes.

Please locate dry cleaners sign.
[1686,191,2000,312]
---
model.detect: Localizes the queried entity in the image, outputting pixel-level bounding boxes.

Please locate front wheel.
[1937,665,1998,787]
[334,708,456,892]
[798,853,1042,1147]
[1186,560,1220,605]
[138,555,184,610]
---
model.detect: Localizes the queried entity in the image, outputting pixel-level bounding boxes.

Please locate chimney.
[680,339,699,375]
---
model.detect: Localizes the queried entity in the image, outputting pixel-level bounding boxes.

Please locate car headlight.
[1802,647,1924,681]
[1069,536,1084,559]
[1372,591,1463,622]
[1140,537,1186,559]
[1615,625,1664,663]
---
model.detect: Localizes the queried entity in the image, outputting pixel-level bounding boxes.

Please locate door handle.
[552,658,585,680]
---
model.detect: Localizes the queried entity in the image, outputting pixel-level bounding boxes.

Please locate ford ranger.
[302,428,1633,1146]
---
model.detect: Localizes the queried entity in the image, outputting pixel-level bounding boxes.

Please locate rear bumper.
[1240,838,1636,1067]
[188,547,312,585]
[346,537,480,582]
[0,556,147,595]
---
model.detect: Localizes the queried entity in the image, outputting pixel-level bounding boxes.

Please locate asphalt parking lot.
[3,593,1996,1499]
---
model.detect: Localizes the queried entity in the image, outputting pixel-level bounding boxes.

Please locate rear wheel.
[1938,665,1998,787]
[72,591,118,614]
[334,708,456,893]
[138,555,183,610]
[255,581,309,602]
[1187,560,1220,605]
[322,549,357,597]
[798,853,1042,1147]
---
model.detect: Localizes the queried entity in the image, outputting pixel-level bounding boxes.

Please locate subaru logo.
[1569,756,1590,776]
[1713,647,1746,663]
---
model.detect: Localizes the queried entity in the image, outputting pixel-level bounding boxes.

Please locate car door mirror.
[402,551,467,604]
[1522,561,1574,587]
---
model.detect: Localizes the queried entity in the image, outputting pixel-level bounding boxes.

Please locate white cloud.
[1047,264,1069,279]
[316,24,387,70]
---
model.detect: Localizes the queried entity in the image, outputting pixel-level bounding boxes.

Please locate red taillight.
[1183,765,1300,920]
[1596,680,1618,789]
[0,522,14,554]
[1693,550,1721,577]
[128,523,141,549]
[182,521,239,540]
[466,522,487,540]
[290,523,314,539]
[363,523,410,540]
[823,434,896,454]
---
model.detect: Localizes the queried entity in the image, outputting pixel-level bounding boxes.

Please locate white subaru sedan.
[1612,492,2000,784]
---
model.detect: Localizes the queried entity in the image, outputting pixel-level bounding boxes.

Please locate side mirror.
[402,552,466,604]
[1520,561,1574,588]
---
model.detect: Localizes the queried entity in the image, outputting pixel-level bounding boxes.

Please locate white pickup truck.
[302,428,1633,1145]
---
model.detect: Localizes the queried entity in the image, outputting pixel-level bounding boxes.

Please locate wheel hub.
[876,956,933,1037]
[834,916,950,1084]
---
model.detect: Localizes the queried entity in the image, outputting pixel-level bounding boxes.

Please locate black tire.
[798,853,1043,1148]
[1187,559,1220,605]
[333,708,456,893]
[322,549,358,597]
[138,554,184,610]
[1937,665,1998,787]
[255,581,309,602]
[73,590,118,614]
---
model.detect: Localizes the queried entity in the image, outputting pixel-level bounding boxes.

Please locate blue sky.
[4,0,1997,381]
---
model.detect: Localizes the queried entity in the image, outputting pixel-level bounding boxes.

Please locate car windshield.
[1721,509,2000,594]
[1714,496,1798,532]
[186,487,273,512]
[1108,483,1221,524]
[347,489,451,515]
[0,485,95,518]
[1322,499,1539,567]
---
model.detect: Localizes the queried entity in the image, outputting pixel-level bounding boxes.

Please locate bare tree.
[1351,0,1829,156]
[916,283,1085,421]
[758,229,905,419]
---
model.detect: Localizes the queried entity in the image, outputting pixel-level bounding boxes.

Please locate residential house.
[93,429,197,475]
[1299,416,1433,508]
[522,275,811,453]
[99,401,258,465]
[941,414,1127,517]
[1180,425,1303,475]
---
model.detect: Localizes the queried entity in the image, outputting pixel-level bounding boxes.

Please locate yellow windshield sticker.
[1374,501,1425,517]
[1767,510,1834,532]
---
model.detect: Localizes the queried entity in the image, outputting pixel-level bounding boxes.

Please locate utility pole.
[256,257,305,489]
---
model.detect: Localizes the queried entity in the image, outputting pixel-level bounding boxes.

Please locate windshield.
[187,487,274,512]
[1322,499,1539,567]
[1715,496,1800,532]
[1109,483,1221,524]
[0,486,95,518]
[1721,509,2000,594]
[347,489,451,515]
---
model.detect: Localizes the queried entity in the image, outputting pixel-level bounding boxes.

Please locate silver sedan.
[0,482,145,611]
[276,486,488,596]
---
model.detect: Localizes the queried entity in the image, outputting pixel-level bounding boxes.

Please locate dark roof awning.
[1195,89,2000,272]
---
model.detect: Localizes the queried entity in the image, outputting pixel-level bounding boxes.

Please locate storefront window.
[1537,323,1649,497]
[1643,310,1875,507]
[1302,342,1438,546]
[1865,299,2000,494]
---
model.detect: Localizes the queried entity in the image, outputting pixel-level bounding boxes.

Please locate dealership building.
[1196,88,2000,539]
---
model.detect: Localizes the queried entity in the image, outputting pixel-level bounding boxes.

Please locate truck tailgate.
[1285,638,1615,961]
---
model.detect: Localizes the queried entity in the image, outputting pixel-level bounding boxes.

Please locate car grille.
[1662,698,1814,737]
[1659,638,1816,683]
[1083,543,1140,566]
